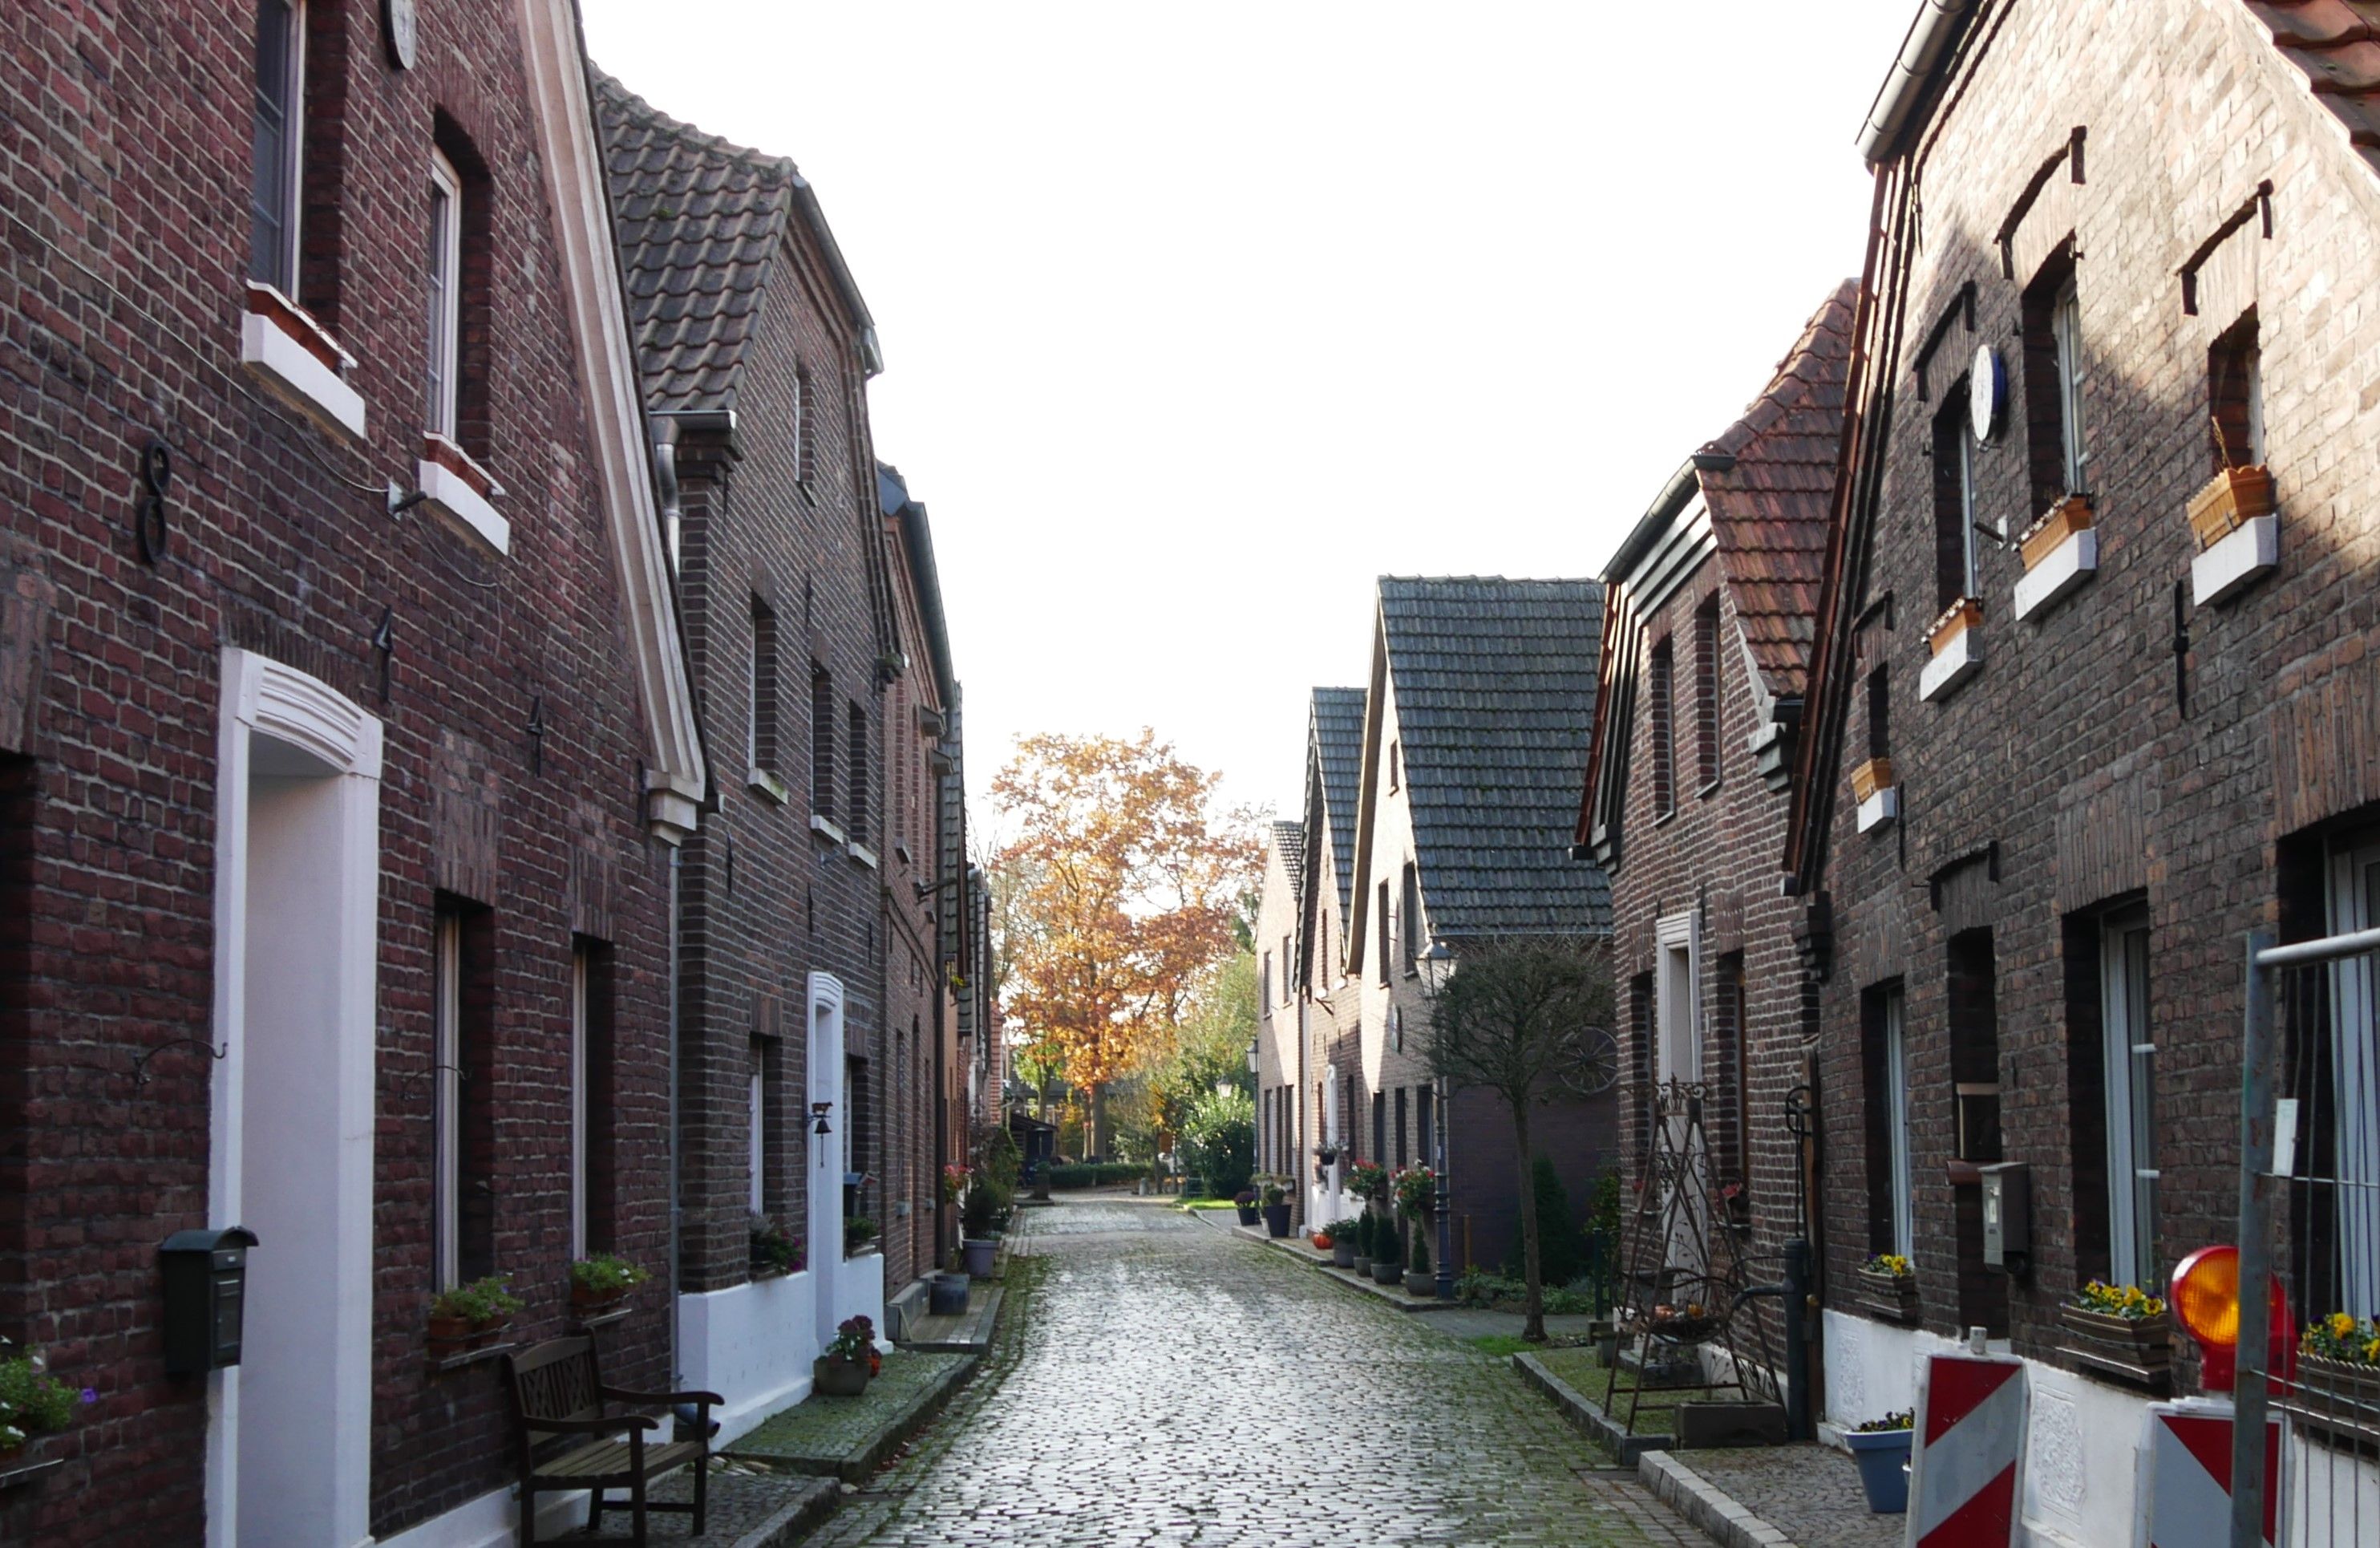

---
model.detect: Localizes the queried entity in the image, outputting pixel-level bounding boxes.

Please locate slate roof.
[1310,687,1366,917]
[1269,821,1306,912]
[1697,281,1856,703]
[2250,2,2380,176]
[1378,578,1609,938]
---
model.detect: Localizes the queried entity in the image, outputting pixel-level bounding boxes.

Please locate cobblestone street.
[811,1199,1710,1546]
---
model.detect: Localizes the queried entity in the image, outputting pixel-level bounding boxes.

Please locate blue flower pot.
[1845,1428,1911,1514]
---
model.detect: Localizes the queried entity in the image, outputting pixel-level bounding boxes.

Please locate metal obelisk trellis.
[1602,1078,1781,1433]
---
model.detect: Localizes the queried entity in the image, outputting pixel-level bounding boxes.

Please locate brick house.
[1577,285,1852,1364]
[1783,2,2380,1538]
[597,75,893,1441]
[1342,578,1617,1273]
[1298,686,1366,1229]
[1254,820,1305,1214]
[875,461,969,1295]
[0,1,705,1542]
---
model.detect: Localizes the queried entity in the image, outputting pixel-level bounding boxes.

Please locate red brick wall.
[0,2,684,1538]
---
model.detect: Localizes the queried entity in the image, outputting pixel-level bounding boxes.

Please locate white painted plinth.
[676,1270,819,1447]
[2013,529,2097,620]
[1918,626,1982,702]
[2191,514,2278,606]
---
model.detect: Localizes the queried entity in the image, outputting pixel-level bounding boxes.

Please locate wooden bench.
[504,1336,721,1546]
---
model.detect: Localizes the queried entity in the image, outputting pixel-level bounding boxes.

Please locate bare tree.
[1422,936,1614,1342]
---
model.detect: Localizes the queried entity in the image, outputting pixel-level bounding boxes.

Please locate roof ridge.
[591,67,796,184]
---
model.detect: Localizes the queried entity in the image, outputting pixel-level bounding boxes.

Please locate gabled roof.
[2249,2,2380,177]
[1310,686,1365,916]
[1269,821,1306,914]
[593,72,880,414]
[1361,578,1609,942]
[1698,281,1857,703]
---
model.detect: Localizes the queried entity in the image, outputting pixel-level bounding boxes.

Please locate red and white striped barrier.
[2139,1401,2280,1548]
[1905,1352,2026,1547]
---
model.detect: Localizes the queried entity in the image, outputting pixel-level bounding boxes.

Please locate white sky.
[578,1,1919,820]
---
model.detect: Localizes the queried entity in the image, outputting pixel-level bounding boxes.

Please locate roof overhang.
[1857,0,1980,167]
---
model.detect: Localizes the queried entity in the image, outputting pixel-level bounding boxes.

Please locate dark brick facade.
[1790,0,2380,1388]
[0,2,692,1539]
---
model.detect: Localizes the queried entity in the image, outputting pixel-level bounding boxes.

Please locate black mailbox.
[161,1226,258,1376]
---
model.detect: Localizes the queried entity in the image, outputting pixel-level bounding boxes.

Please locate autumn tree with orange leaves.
[990,731,1261,1160]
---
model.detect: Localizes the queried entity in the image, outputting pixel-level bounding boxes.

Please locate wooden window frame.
[425,148,463,439]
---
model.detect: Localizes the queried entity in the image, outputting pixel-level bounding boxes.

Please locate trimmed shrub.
[1178,1086,1254,1201]
[1503,1154,1586,1287]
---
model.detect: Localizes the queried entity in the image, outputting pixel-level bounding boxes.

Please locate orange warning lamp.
[2172,1245,2294,1393]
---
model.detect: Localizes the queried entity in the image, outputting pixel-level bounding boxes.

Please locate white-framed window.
[2050,274,2088,493]
[2099,906,2155,1287]
[1883,987,1914,1261]
[249,0,305,292]
[425,148,463,438]
[569,946,589,1262]
[748,1039,767,1217]
[433,911,462,1287]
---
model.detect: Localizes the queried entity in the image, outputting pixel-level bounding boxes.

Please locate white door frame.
[1653,909,1703,1271]
[208,647,382,1548]
[807,971,847,1352]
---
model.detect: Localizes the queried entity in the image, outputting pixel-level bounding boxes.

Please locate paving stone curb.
[1512,1351,1678,1465]
[1198,1209,1465,1315]
[1635,1450,1797,1548]
[725,1475,844,1548]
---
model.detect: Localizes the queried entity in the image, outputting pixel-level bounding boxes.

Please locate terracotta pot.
[2019,494,2095,571]
[571,1283,627,1313]
[2187,465,2273,550]
[427,1313,472,1350]
[468,1316,508,1350]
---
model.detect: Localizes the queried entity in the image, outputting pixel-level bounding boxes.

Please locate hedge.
[1045,1161,1148,1189]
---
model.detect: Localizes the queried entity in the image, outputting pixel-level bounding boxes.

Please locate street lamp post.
[1420,942,1455,1299]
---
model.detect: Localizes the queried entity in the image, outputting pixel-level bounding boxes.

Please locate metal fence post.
[2232,929,2276,1548]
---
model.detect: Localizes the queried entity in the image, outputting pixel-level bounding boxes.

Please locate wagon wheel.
[1556,1025,1621,1099]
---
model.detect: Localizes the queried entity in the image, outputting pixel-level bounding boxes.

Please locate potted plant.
[1856,1253,1918,1323]
[813,1314,881,1397]
[1261,1181,1292,1238]
[2019,494,2095,571]
[1393,1164,1437,1220]
[750,1214,803,1278]
[427,1275,522,1353]
[844,1215,880,1257]
[941,1162,970,1208]
[569,1252,650,1314]
[0,1347,85,1463]
[2060,1279,2171,1383]
[2188,399,2273,550]
[1232,1188,1260,1227]
[2298,1311,2380,1404]
[1371,1217,1406,1283]
[1329,1218,1360,1270]
[1351,1212,1375,1276]
[1406,1225,1434,1295]
[1343,1160,1387,1202]
[1845,1411,1912,1514]
[962,1179,1001,1278]
[1313,1141,1338,1168]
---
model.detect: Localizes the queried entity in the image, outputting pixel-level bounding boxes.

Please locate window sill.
[847,841,879,870]
[809,814,848,845]
[1918,623,1982,702]
[747,769,790,806]
[2012,528,2097,621]
[417,442,511,556]
[241,283,366,440]
[428,1339,517,1374]
[1696,777,1722,800]
[1856,786,1901,833]
[2190,514,2277,607]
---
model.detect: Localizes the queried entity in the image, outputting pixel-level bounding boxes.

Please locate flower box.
[2058,1305,2171,1391]
[2187,465,2273,551]
[2018,496,2095,571]
[1925,598,1982,656]
[1850,757,1895,804]
[1856,1268,1918,1324]
[2298,1352,2380,1404]
[2013,497,2098,621]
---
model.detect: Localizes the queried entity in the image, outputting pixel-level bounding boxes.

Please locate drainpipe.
[668,843,684,1394]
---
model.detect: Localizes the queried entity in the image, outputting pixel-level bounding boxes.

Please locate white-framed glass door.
[2329,835,2380,1315]
[2099,908,2155,1287]
[1883,987,1913,1261]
